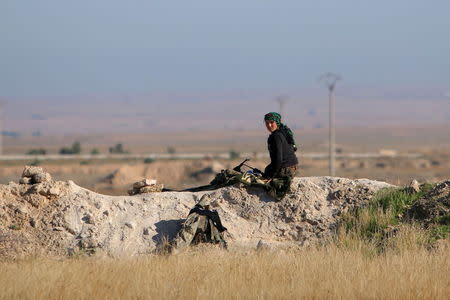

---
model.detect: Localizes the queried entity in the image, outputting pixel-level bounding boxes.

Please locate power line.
[275,95,289,120]
[319,72,342,177]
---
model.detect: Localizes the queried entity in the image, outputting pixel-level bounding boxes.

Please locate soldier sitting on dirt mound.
[171,194,227,252]
[175,113,299,200]
[262,112,299,183]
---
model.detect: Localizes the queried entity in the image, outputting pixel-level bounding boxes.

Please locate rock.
[7,182,22,196]
[48,187,60,196]
[256,240,271,251]
[124,221,135,229]
[133,179,157,189]
[139,184,164,194]
[33,172,52,183]
[82,214,95,225]
[129,179,161,195]
[19,177,32,185]
[21,166,52,185]
[407,179,421,193]
[129,183,164,195]
[23,193,48,208]
[32,183,56,197]
[15,205,28,214]
[80,238,96,250]
[22,166,45,178]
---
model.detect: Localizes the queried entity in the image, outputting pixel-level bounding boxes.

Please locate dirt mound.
[99,160,232,190]
[0,176,74,259]
[0,168,393,259]
[405,181,450,226]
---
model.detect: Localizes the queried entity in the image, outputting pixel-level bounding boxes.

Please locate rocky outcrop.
[127,179,164,195]
[20,166,53,185]
[405,180,450,226]
[0,168,393,259]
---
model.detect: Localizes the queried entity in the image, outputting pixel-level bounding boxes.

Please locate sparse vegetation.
[29,159,41,166]
[229,149,240,159]
[435,214,450,224]
[91,148,100,155]
[26,148,46,155]
[109,143,127,154]
[59,141,81,155]
[338,183,449,253]
[144,157,155,164]
[167,146,176,155]
[431,225,450,240]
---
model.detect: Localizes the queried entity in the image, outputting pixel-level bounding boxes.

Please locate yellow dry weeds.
[1,241,449,300]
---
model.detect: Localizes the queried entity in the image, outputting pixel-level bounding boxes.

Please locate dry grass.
[1,238,449,300]
[1,181,448,299]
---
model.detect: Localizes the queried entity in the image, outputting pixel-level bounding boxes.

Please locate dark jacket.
[264,129,298,178]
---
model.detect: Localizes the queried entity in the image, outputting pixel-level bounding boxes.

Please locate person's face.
[265,120,278,133]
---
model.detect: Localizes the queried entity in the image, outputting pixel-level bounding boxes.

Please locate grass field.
[1,237,448,299]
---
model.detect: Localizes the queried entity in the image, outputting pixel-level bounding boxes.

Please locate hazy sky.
[1,0,449,98]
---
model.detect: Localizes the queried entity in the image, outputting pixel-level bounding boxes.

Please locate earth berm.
[1,166,393,259]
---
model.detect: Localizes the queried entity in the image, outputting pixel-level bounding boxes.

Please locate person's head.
[264,112,281,133]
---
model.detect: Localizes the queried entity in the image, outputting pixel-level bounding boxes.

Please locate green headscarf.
[264,112,297,151]
[264,112,282,125]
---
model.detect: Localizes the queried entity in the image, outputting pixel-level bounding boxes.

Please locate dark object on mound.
[171,195,227,252]
[404,181,450,226]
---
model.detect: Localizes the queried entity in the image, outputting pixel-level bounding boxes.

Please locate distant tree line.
[1,131,19,137]
[26,148,47,155]
[59,142,81,155]
[109,143,128,154]
[26,142,131,156]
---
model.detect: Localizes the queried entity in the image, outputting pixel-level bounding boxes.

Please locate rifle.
[177,159,263,192]
[232,158,250,172]
[232,158,263,176]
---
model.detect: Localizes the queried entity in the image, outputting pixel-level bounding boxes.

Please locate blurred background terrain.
[1,123,450,195]
[1,0,449,194]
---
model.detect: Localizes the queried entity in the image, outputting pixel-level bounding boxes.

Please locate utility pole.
[275,96,288,119]
[320,72,342,177]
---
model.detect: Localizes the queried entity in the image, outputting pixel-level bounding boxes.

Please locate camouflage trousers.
[276,165,298,178]
[264,165,298,200]
[195,166,299,201]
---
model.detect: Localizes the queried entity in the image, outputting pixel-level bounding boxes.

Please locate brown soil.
[405,181,450,226]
